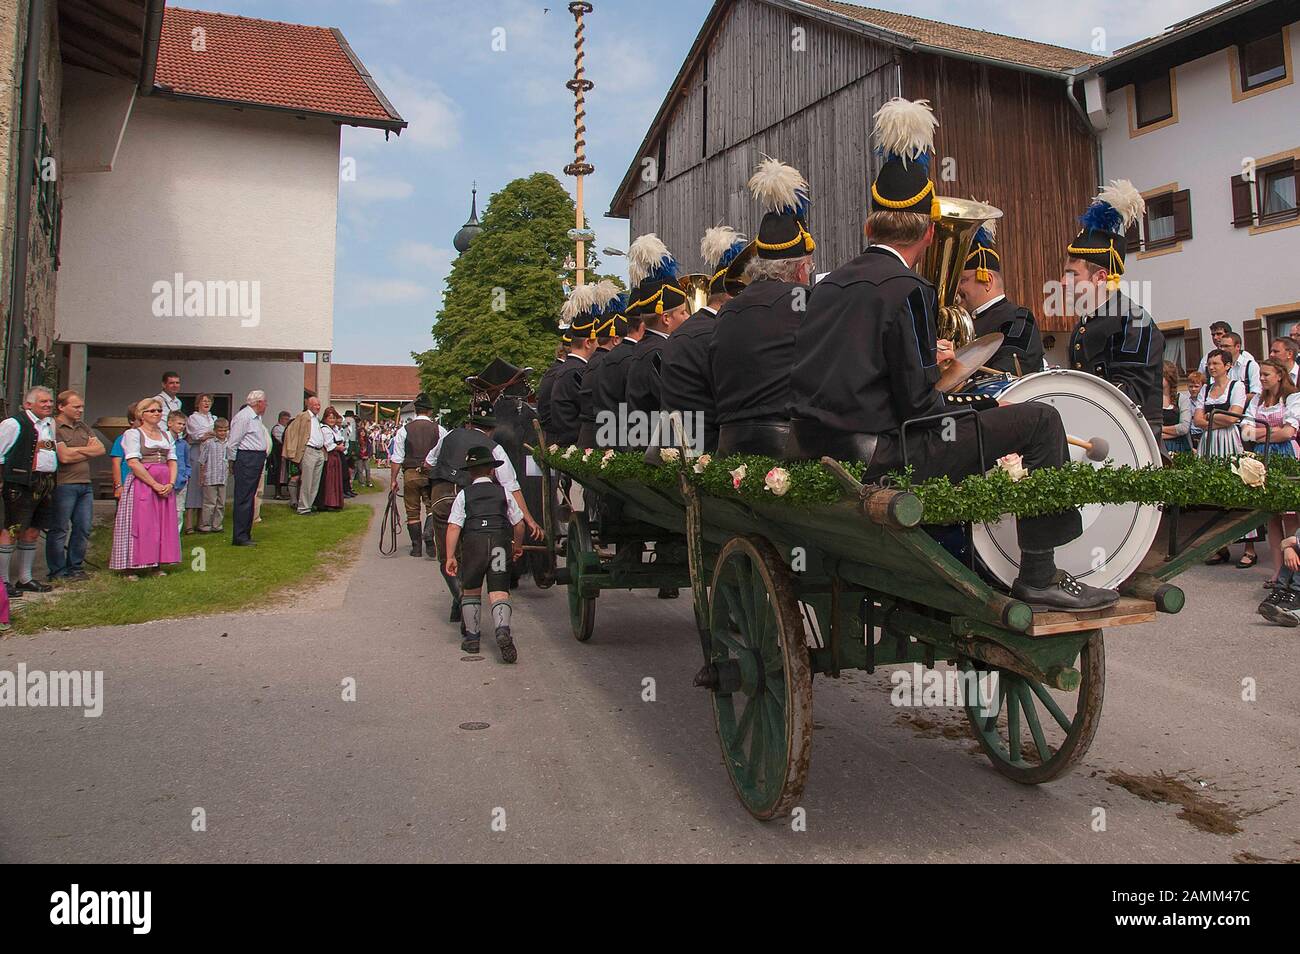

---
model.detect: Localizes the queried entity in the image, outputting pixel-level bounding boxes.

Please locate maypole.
[563,2,596,288]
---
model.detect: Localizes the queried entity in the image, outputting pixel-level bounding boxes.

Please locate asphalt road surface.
[2,497,1297,863]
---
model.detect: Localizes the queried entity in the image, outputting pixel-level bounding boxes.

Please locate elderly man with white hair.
[226,389,269,546]
[0,386,60,595]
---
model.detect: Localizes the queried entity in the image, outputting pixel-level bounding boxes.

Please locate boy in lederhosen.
[443,446,525,662]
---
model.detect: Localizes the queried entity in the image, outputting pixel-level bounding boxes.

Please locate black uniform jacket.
[547,354,589,446]
[1068,289,1164,429]
[536,359,564,433]
[788,246,991,434]
[577,346,612,430]
[593,337,638,424]
[625,329,670,416]
[660,307,719,451]
[710,281,805,427]
[973,296,1044,375]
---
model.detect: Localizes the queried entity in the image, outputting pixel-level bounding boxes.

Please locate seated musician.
[577,287,626,450]
[536,329,570,437]
[1063,180,1164,437]
[785,97,1118,612]
[591,313,641,450]
[956,220,1045,378]
[549,282,618,448]
[624,235,691,448]
[709,158,814,457]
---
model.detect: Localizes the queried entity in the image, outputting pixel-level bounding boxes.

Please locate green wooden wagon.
[535,449,1267,820]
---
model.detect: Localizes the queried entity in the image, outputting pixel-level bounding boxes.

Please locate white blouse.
[1245,392,1300,430]
[122,427,178,461]
[186,411,215,441]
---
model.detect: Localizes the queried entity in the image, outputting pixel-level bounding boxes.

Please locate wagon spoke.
[719,585,747,648]
[711,617,745,655]
[1027,677,1073,733]
[1006,679,1023,764]
[736,693,758,744]
[735,563,758,644]
[747,698,766,783]
[1016,683,1051,763]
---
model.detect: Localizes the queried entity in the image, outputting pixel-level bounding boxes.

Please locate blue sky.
[191,0,1211,364]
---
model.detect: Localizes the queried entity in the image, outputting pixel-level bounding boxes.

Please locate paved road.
[2,496,1297,863]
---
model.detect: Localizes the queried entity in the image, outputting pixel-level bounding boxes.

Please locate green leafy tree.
[414,173,621,420]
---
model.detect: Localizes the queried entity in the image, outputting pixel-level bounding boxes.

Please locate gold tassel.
[930,196,941,221]
[976,266,990,284]
[656,299,663,314]
[804,230,816,253]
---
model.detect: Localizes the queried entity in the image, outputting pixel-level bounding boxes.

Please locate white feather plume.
[747,156,809,214]
[1098,179,1145,229]
[700,225,745,271]
[628,233,671,286]
[872,98,938,163]
[560,282,600,324]
[591,278,621,310]
[982,217,998,241]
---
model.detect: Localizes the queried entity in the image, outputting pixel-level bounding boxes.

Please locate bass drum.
[971,369,1162,592]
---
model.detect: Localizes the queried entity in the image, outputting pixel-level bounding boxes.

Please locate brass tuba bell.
[676,274,713,313]
[920,197,1002,349]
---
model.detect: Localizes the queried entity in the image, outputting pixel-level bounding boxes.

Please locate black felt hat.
[963,222,1001,280]
[627,235,688,317]
[1067,180,1145,283]
[869,98,940,220]
[463,445,503,470]
[413,392,435,411]
[748,157,815,262]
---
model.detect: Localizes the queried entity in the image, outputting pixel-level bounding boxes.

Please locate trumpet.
[676,274,713,313]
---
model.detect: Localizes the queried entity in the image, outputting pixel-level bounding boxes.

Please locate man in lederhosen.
[1062,180,1164,437]
[660,226,748,455]
[577,289,628,450]
[624,235,691,449]
[710,159,815,456]
[786,97,1118,612]
[957,219,1045,375]
[388,393,445,558]
[0,386,59,596]
[591,313,642,450]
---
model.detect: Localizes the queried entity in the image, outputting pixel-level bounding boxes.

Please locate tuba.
[676,274,713,312]
[921,197,1002,349]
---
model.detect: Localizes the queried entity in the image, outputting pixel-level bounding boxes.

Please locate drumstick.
[1068,435,1110,461]
[977,365,1002,376]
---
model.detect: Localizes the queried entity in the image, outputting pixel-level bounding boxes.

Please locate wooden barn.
[607,0,1104,335]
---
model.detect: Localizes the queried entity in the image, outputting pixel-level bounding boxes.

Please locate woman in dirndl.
[110,396,180,578]
[315,406,347,511]
[1244,358,1300,583]
[1196,349,1247,566]
[183,393,216,533]
[1160,360,1193,455]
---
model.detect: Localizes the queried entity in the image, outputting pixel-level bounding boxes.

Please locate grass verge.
[9,500,374,634]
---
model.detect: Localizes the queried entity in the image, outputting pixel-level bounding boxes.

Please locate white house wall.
[56,95,340,353]
[1098,25,1300,349]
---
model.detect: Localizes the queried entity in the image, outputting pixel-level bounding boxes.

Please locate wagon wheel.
[962,632,1105,784]
[565,512,597,642]
[708,535,813,820]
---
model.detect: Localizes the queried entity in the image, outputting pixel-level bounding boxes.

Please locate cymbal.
[936,332,1005,393]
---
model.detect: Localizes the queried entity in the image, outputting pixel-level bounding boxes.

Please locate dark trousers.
[870,403,1082,552]
[232,449,266,545]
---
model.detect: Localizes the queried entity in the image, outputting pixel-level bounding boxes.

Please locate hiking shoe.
[461,636,480,654]
[496,626,517,664]
[1260,589,1300,626]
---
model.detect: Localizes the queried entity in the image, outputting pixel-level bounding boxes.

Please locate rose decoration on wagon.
[1232,455,1267,488]
[600,449,616,468]
[660,447,681,464]
[730,463,748,489]
[562,445,577,459]
[693,453,712,474]
[582,447,594,461]
[764,466,791,496]
[990,453,1028,482]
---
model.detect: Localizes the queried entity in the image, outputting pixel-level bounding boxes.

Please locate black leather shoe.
[657,587,679,599]
[17,579,52,593]
[1010,572,1119,612]
[233,541,258,547]
[4,582,19,598]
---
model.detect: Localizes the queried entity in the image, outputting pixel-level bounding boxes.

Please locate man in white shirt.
[296,395,328,516]
[227,390,269,546]
[0,386,60,595]
[1269,337,1299,385]
[156,371,183,418]
[1220,332,1261,406]
[389,393,446,557]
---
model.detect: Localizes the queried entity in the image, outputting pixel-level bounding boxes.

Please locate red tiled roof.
[798,0,1104,72]
[154,7,404,129]
[304,364,422,401]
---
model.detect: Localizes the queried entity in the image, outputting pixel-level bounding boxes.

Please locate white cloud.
[346,174,415,201]
[395,242,454,271]
[347,278,431,305]
[370,67,462,150]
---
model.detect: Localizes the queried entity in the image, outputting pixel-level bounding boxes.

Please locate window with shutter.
[1184,327,1203,375]
[1230,174,1255,227]
[1244,319,1267,361]
[1171,189,1193,242]
[1258,158,1297,223]
[1144,192,1177,249]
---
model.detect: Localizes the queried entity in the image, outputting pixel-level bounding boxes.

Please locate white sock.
[16,542,36,583]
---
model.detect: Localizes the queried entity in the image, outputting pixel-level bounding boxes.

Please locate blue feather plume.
[972,225,993,248]
[718,239,747,269]
[1079,200,1122,234]
[648,255,679,282]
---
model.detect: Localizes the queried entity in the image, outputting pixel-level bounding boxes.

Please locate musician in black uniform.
[591,313,642,450]
[957,221,1044,375]
[710,159,814,456]
[577,291,627,449]
[661,226,747,454]
[786,97,1118,612]
[624,234,691,447]
[550,282,619,447]
[1063,180,1164,436]
[443,445,526,662]
[536,329,570,437]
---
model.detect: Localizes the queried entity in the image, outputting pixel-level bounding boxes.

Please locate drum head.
[971,370,1162,592]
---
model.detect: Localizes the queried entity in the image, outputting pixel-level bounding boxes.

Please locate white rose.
[1232,455,1267,488]
[582,447,594,461]
[730,464,748,489]
[693,453,712,474]
[548,444,558,454]
[764,466,791,496]
[562,445,577,459]
[993,453,1028,482]
[660,447,681,463]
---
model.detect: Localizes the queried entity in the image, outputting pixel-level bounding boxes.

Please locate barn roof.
[152,7,406,131]
[608,0,1099,216]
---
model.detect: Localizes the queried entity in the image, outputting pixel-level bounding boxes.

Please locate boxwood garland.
[536,446,1300,525]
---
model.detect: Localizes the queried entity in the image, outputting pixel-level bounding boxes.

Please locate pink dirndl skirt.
[110,461,181,570]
